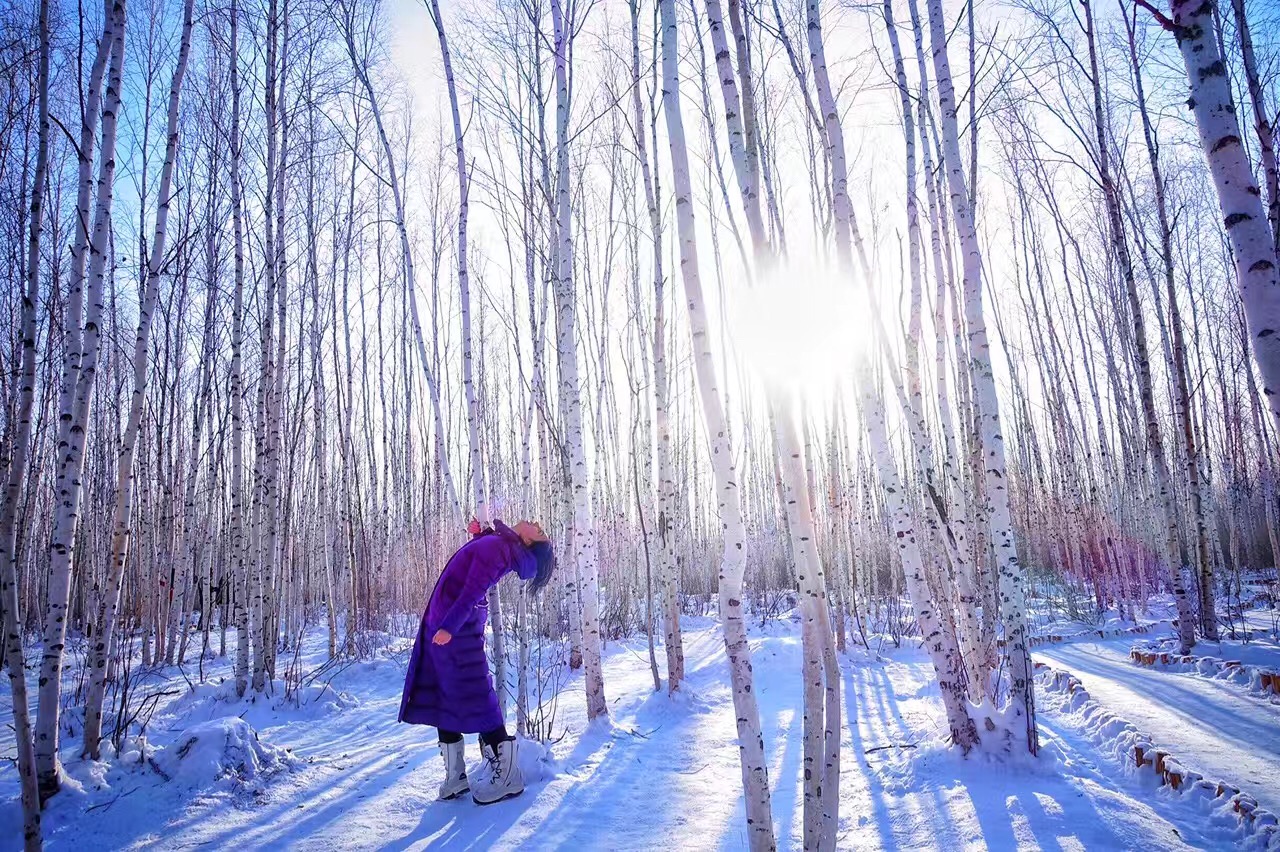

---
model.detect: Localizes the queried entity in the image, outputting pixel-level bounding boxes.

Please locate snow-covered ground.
[2,613,1276,850]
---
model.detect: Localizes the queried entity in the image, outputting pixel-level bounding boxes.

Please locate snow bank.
[966,698,1040,759]
[152,717,298,791]
[1036,660,1280,850]
[1025,620,1169,650]
[164,676,359,731]
[1129,642,1280,705]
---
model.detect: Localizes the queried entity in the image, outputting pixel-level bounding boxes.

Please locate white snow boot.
[437,739,470,801]
[471,738,524,805]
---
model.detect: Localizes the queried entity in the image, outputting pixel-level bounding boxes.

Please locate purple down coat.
[398,521,537,732]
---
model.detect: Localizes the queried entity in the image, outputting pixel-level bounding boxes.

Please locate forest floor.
[2,608,1279,851]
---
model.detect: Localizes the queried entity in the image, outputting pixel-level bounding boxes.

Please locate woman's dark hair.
[526,540,555,595]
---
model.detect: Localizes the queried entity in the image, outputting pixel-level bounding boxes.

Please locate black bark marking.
[1198,60,1226,80]
[1211,134,1241,153]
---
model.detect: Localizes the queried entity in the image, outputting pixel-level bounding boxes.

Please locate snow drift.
[152,717,297,790]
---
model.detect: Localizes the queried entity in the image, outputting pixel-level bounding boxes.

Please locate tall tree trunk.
[925,0,1037,754]
[229,0,251,698]
[549,0,608,722]
[629,0,683,694]
[37,0,126,795]
[1226,0,1279,252]
[1166,0,1280,437]
[861,367,979,750]
[427,0,505,717]
[1122,3,1211,648]
[168,180,220,666]
[1,0,51,839]
[304,87,337,659]
[660,0,774,845]
[882,0,987,702]
[83,0,197,758]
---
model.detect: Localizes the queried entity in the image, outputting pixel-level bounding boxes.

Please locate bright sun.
[730,258,871,403]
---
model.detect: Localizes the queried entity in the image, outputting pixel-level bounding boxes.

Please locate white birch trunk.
[82,0,196,758]
[46,0,113,689]
[1086,0,1202,647]
[303,93,337,659]
[711,1,839,839]
[264,3,292,684]
[550,0,607,722]
[1227,0,1279,251]
[1,0,51,838]
[883,0,986,701]
[660,0,774,844]
[925,0,1036,754]
[37,0,126,792]
[1120,5,1203,651]
[167,216,219,666]
[248,7,276,697]
[1168,0,1280,443]
[860,365,979,748]
[805,0,855,274]
[628,0,684,694]
[704,0,767,252]
[229,0,251,697]
[427,0,503,715]
[43,2,114,748]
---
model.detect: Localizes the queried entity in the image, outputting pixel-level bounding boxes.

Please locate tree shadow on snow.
[382,723,628,851]
[384,785,540,851]
[840,660,1125,852]
[207,743,437,849]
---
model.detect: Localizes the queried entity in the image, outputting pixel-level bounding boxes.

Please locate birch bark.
[43,3,113,739]
[629,0,683,691]
[925,0,1036,754]
[427,0,504,714]
[168,187,220,666]
[1226,0,1279,252]
[660,0,774,844]
[83,0,197,758]
[883,0,986,701]
[0,0,50,837]
[37,0,126,793]
[229,0,251,697]
[861,366,979,749]
[1167,0,1280,439]
[1121,4,1211,648]
[550,0,608,721]
[705,0,767,252]
[711,0,839,839]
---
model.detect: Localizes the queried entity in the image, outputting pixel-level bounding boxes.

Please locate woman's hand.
[432,629,452,645]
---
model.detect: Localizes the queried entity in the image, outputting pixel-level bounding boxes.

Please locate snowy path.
[1034,629,1280,818]
[1,619,1260,850]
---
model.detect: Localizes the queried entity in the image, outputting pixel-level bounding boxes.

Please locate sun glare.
[730,259,870,403]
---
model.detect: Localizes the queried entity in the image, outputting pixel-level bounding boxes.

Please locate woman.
[400,519,554,805]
